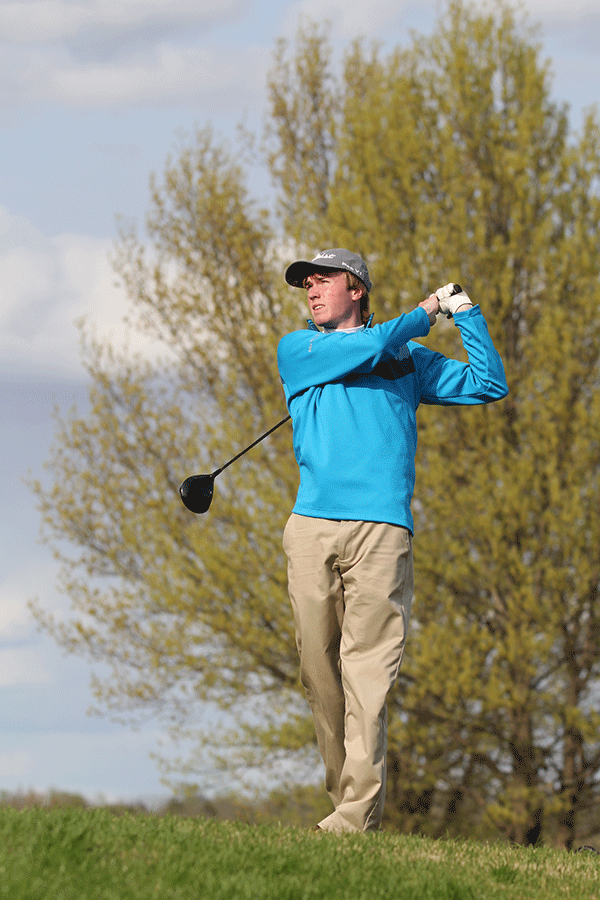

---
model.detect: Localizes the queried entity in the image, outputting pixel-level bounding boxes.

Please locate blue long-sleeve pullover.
[277,305,508,533]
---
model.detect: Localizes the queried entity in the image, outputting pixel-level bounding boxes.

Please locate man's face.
[305,271,363,330]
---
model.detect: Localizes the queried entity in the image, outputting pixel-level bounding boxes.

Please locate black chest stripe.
[372,353,415,380]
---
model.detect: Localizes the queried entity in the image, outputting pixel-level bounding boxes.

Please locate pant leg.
[318,520,414,833]
[282,513,346,807]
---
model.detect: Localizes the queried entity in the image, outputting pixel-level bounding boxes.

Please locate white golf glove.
[436,283,473,318]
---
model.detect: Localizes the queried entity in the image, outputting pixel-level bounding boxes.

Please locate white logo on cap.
[313,253,336,260]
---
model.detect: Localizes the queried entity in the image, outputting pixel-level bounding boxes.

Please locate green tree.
[32,1,600,846]
[32,133,308,787]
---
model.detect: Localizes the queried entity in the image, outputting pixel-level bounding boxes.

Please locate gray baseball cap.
[285,248,372,293]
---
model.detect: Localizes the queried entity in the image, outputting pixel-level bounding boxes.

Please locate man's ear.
[359,290,370,325]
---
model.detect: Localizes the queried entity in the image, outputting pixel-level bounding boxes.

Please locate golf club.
[179,414,291,514]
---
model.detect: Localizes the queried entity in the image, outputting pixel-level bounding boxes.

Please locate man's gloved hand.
[436,283,473,318]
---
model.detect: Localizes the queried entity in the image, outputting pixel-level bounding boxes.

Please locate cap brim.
[285,260,345,288]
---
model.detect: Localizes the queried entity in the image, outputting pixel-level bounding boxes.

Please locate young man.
[277,248,508,833]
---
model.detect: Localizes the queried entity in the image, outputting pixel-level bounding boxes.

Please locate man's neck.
[324,323,366,334]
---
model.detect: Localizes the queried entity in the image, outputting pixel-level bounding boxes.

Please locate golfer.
[277,249,508,833]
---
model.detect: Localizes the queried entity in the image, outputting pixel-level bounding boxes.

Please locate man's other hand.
[419,293,440,325]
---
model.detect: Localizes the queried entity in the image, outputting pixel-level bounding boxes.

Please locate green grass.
[1,807,599,900]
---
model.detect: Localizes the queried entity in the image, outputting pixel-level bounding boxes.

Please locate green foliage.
[0,786,331,829]
[2,808,600,900]
[0,789,90,811]
[31,0,600,847]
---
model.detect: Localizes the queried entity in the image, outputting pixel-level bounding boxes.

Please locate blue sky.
[1,0,599,806]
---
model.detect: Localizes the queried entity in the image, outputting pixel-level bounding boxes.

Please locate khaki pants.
[283,514,414,833]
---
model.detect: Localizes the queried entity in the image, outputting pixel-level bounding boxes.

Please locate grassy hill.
[1,807,599,899]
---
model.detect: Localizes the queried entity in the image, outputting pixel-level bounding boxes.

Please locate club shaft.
[213,415,291,476]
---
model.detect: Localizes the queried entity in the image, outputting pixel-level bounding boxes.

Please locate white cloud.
[0,39,267,108]
[0,0,244,43]
[0,647,52,687]
[0,0,267,110]
[0,592,34,641]
[46,43,266,106]
[0,207,171,378]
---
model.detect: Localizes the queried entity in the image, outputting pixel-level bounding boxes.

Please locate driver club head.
[179,473,215,514]
[178,413,292,515]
